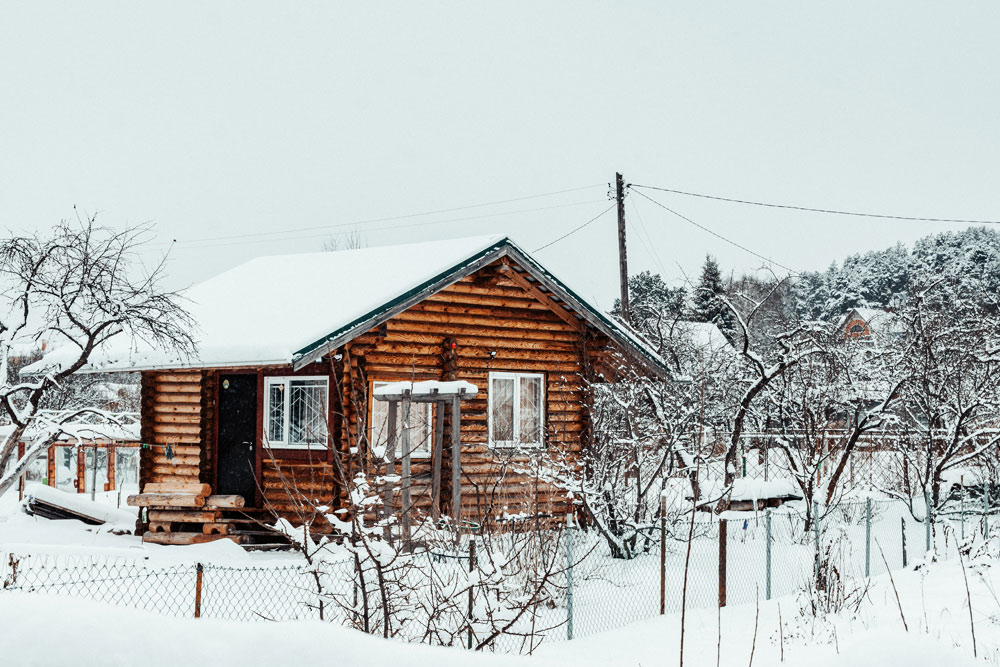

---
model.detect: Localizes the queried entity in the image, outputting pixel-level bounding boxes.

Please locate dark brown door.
[217,374,257,502]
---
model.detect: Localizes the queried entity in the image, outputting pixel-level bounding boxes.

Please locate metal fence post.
[924,490,932,554]
[960,476,966,541]
[901,516,907,568]
[467,539,476,650]
[566,513,574,639]
[659,496,666,615]
[765,509,772,600]
[865,498,871,578]
[985,485,991,542]
[718,519,727,608]
[813,501,821,587]
[194,562,203,619]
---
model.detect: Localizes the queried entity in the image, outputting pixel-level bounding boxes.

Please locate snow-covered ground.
[1,487,996,665]
[0,554,994,666]
[0,485,302,566]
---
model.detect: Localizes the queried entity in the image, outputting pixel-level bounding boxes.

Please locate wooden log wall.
[260,458,338,522]
[334,259,598,526]
[139,370,215,490]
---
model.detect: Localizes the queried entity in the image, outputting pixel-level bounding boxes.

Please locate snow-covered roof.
[841,307,904,335]
[0,420,140,443]
[25,235,669,377]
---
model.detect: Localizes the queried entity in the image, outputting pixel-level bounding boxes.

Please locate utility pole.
[616,172,630,324]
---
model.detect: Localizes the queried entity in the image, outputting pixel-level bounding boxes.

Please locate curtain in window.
[518,375,542,444]
[490,376,515,442]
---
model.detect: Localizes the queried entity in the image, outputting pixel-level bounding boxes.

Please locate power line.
[627,195,668,276]
[151,183,605,248]
[156,199,606,252]
[631,188,797,274]
[631,183,1000,225]
[534,204,617,252]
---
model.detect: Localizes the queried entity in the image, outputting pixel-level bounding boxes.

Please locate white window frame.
[263,375,329,450]
[488,371,545,448]
[370,381,433,458]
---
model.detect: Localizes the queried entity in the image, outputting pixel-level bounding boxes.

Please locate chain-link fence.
[2,496,996,654]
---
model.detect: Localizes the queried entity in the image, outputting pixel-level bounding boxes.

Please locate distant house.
[839,307,903,340]
[30,236,668,545]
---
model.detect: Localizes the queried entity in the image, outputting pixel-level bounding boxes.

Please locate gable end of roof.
[291,238,670,378]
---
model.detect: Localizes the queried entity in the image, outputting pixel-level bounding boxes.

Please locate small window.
[489,372,544,447]
[849,324,866,334]
[263,376,328,449]
[370,381,433,458]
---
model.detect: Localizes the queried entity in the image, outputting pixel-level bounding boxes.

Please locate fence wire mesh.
[2,496,995,654]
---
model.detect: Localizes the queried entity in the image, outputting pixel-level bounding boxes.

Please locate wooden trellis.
[373,380,478,545]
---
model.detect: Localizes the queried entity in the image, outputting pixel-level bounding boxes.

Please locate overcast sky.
[2,3,998,311]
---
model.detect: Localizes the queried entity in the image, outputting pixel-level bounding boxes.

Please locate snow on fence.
[1,497,995,654]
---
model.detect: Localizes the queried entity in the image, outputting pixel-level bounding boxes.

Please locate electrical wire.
[627,195,668,276]
[154,199,607,252]
[150,183,605,249]
[533,204,617,252]
[631,188,797,274]
[631,183,1000,225]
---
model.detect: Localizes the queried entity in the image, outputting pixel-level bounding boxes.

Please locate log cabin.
[29,236,668,546]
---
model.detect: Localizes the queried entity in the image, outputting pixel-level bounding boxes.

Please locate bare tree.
[0,215,195,497]
[889,281,1000,515]
[714,283,825,510]
[322,229,365,252]
[763,330,904,526]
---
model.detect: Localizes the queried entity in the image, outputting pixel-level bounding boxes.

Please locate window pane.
[371,390,390,452]
[289,380,328,446]
[267,383,285,443]
[84,448,109,493]
[54,446,76,491]
[115,447,140,494]
[371,384,433,457]
[491,377,515,442]
[519,376,543,444]
[407,404,433,455]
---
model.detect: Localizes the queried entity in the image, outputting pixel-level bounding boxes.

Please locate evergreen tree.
[690,255,736,336]
[788,226,1000,320]
[613,270,686,325]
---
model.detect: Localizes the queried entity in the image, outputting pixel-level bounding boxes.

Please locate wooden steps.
[130,487,268,545]
[133,491,292,548]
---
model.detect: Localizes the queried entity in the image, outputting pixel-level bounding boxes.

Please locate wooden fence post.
[194,562,203,618]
